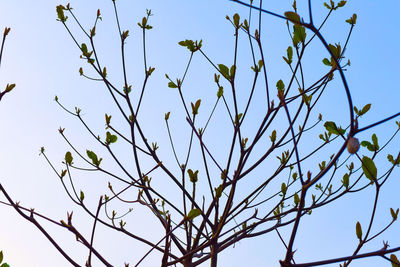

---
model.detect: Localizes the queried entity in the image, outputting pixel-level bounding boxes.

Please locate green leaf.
[235,113,243,125]
[283,48,293,65]
[187,169,199,183]
[353,106,359,115]
[5,83,15,93]
[258,59,264,71]
[387,154,400,165]
[215,184,223,198]
[360,140,374,152]
[233,13,240,27]
[56,5,68,22]
[80,190,85,201]
[355,221,362,240]
[218,64,230,79]
[270,130,277,143]
[390,208,399,221]
[168,81,177,88]
[217,86,224,98]
[322,58,331,66]
[178,39,202,52]
[337,1,347,7]
[281,182,287,195]
[284,11,301,25]
[293,192,300,206]
[81,43,88,55]
[106,131,118,144]
[165,112,170,120]
[0,263,10,267]
[105,114,112,125]
[345,13,357,25]
[323,2,331,10]
[293,25,306,44]
[191,99,201,115]
[0,250,3,263]
[360,103,371,115]
[65,151,73,165]
[361,156,377,181]
[388,154,395,164]
[324,121,341,135]
[371,134,379,150]
[342,173,349,188]
[230,65,236,78]
[87,150,102,167]
[390,254,400,267]
[328,43,341,59]
[187,208,201,220]
[276,80,285,92]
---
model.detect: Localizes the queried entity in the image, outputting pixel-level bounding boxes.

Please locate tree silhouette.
[1,1,400,266]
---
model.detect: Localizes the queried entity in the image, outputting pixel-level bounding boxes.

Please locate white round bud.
[347,137,360,154]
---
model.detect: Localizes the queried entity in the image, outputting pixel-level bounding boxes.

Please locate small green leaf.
[235,113,243,125]
[337,1,347,8]
[276,79,285,92]
[361,156,377,181]
[105,114,112,125]
[80,190,85,201]
[187,169,199,183]
[168,81,177,88]
[218,64,230,79]
[230,65,236,78]
[287,46,293,63]
[346,13,357,25]
[360,103,371,115]
[178,39,202,52]
[360,140,374,152]
[0,250,3,263]
[293,192,300,206]
[284,11,301,25]
[56,5,68,22]
[5,83,15,93]
[191,99,201,115]
[390,208,399,221]
[165,112,170,120]
[270,130,277,143]
[323,2,331,10]
[372,134,379,150]
[1,263,10,267]
[328,43,341,59]
[258,59,264,71]
[342,173,349,188]
[106,131,118,144]
[233,13,240,27]
[322,58,331,66]
[281,182,287,195]
[81,43,88,55]
[87,150,102,167]
[390,254,400,267]
[221,169,227,180]
[187,208,201,220]
[215,184,223,198]
[65,151,73,165]
[324,121,341,135]
[217,86,224,98]
[355,221,362,240]
[293,25,306,44]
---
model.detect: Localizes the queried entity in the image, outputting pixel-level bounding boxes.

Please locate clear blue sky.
[0,1,399,266]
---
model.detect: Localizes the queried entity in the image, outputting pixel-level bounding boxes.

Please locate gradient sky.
[0,1,400,266]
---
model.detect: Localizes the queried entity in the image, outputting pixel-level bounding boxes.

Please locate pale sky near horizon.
[0,1,400,266]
